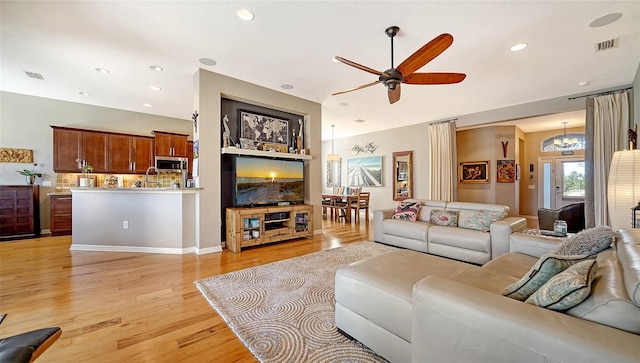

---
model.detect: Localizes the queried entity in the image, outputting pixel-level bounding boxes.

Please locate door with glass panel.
[538,157,585,210]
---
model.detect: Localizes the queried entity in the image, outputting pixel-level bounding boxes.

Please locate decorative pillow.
[553,226,613,256]
[526,260,598,311]
[391,201,422,221]
[459,210,506,232]
[429,210,459,227]
[502,253,596,301]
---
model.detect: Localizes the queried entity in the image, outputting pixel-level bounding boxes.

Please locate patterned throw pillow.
[391,201,422,221]
[526,260,598,310]
[429,210,459,227]
[553,226,613,255]
[459,210,506,232]
[502,253,596,301]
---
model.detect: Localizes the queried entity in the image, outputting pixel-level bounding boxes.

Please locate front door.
[538,157,585,210]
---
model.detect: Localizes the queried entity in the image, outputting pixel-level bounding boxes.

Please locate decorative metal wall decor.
[350,142,378,155]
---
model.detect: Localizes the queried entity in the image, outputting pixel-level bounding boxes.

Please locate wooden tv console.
[225,204,314,253]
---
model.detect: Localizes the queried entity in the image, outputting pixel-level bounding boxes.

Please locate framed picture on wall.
[347,156,382,186]
[239,110,289,145]
[497,160,516,183]
[459,161,489,183]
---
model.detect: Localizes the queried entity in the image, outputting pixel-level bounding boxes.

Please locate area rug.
[194,241,397,363]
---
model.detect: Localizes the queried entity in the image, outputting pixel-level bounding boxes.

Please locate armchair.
[537,202,585,233]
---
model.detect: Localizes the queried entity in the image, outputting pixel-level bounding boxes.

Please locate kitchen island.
[71,187,198,254]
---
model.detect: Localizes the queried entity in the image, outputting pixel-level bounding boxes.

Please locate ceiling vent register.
[23,71,44,80]
[595,38,618,53]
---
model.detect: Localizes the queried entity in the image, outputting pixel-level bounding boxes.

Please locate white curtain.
[592,92,630,226]
[428,121,456,201]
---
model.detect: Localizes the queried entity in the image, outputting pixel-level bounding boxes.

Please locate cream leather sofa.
[335,229,640,362]
[373,200,527,264]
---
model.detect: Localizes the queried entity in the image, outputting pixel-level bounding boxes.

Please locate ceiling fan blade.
[388,85,401,104]
[396,34,454,76]
[403,72,466,85]
[332,80,381,96]
[335,56,384,76]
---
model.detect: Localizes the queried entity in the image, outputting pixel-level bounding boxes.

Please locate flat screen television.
[233,155,304,207]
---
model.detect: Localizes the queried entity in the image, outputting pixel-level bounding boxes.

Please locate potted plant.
[17,163,42,185]
[79,162,94,187]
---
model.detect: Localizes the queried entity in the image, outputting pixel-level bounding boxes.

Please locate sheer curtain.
[585,91,630,227]
[428,121,456,201]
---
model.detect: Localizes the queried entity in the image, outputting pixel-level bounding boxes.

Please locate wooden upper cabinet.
[53,128,82,172]
[83,131,109,173]
[154,131,189,157]
[132,136,154,173]
[109,134,154,174]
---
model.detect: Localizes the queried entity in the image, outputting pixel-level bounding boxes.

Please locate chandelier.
[554,122,579,149]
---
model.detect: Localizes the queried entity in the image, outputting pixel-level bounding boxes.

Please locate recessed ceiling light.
[339,102,348,107]
[95,67,110,74]
[143,103,152,107]
[578,81,590,86]
[332,57,341,63]
[589,13,622,28]
[199,58,217,66]
[149,65,163,72]
[236,8,255,21]
[78,92,91,96]
[280,84,294,90]
[510,43,528,52]
[150,86,162,91]
[355,119,365,123]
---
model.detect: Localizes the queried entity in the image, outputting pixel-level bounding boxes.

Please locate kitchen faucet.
[145,166,159,188]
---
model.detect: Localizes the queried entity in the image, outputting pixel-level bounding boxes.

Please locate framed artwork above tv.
[239,110,289,145]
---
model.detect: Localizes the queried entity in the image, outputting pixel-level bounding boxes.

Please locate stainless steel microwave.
[155,156,188,172]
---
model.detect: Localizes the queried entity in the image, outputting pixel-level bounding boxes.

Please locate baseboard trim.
[195,246,223,255]
[70,244,195,254]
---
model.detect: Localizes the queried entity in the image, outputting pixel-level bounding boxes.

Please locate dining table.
[321,194,356,222]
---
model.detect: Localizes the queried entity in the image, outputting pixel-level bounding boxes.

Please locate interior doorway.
[538,156,585,210]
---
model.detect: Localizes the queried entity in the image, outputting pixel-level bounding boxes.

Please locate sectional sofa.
[335,229,640,362]
[373,200,527,264]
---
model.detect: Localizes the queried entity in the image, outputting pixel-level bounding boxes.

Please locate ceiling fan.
[333,26,466,104]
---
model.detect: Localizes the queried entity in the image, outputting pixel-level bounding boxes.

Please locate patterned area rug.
[195,241,397,363]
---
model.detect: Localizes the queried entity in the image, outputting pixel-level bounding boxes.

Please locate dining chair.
[350,191,370,222]
[335,187,360,221]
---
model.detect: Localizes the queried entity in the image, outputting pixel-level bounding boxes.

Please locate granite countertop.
[70,187,201,193]
[47,189,72,196]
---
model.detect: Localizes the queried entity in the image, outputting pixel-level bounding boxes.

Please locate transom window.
[541,133,585,152]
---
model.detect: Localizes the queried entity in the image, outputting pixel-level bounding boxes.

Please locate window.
[541,133,585,152]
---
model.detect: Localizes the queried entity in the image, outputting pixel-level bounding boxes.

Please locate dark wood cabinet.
[50,194,72,236]
[154,131,189,157]
[108,135,154,173]
[52,127,108,173]
[53,128,82,172]
[0,185,40,240]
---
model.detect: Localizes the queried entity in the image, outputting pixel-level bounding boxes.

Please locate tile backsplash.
[56,173,185,189]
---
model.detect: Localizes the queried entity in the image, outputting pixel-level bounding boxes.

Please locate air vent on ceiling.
[24,71,44,80]
[595,38,618,53]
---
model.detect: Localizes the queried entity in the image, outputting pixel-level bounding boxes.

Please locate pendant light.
[327,125,341,162]
[554,122,579,149]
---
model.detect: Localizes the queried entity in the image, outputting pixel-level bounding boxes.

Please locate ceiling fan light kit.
[333,26,466,104]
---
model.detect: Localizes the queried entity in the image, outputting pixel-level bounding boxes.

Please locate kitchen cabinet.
[108,134,154,174]
[154,131,189,157]
[52,127,108,173]
[49,194,72,236]
[0,185,40,240]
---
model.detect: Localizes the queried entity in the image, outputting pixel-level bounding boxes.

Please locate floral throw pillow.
[459,210,506,232]
[429,210,459,227]
[391,201,422,221]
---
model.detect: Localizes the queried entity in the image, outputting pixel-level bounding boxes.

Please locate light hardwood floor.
[0,217,372,362]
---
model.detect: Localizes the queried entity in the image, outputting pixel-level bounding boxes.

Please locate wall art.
[0,148,33,163]
[326,161,341,188]
[497,160,516,183]
[459,161,489,183]
[240,110,289,145]
[347,156,382,187]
